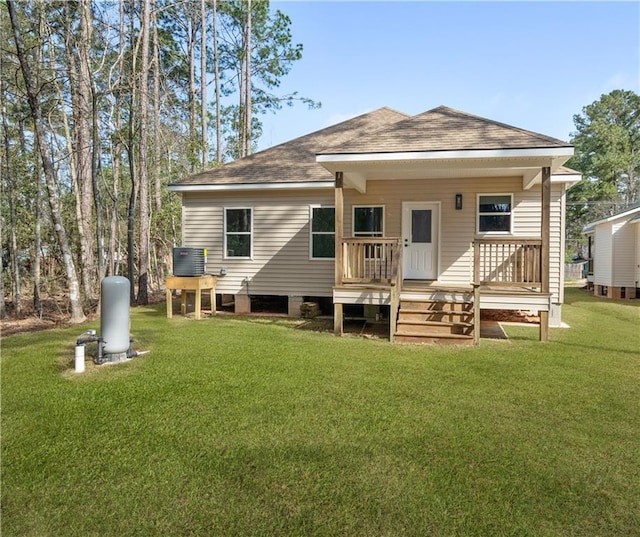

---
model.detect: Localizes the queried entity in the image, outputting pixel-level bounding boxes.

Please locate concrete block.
[288,296,304,317]
[234,293,251,314]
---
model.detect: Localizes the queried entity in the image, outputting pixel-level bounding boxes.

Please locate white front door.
[402,202,439,280]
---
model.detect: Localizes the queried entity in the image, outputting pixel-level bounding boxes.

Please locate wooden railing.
[341,237,402,286]
[473,238,542,287]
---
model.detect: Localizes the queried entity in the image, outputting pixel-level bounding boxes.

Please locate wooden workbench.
[165,275,217,320]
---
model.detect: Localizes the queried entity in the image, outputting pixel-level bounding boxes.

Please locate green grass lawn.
[2,288,639,536]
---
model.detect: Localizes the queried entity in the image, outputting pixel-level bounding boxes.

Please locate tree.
[64,0,98,298]
[570,90,640,208]
[218,0,319,159]
[212,0,222,163]
[1,0,314,323]
[7,0,86,323]
[200,0,208,168]
[566,90,640,258]
[137,0,151,305]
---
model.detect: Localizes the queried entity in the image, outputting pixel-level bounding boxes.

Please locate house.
[168,106,580,343]
[583,204,640,299]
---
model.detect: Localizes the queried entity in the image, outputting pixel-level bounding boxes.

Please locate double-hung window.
[310,206,335,259]
[477,195,512,234]
[353,206,384,237]
[225,208,252,258]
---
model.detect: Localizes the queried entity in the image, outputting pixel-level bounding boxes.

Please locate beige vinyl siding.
[343,177,566,302]
[594,223,613,286]
[180,177,567,303]
[182,189,334,296]
[612,220,637,286]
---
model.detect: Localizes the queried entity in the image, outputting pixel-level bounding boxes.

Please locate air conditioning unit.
[173,247,207,276]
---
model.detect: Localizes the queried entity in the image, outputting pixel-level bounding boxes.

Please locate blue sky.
[255,1,639,151]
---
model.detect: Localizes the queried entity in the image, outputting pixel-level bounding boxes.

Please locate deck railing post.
[473,283,480,346]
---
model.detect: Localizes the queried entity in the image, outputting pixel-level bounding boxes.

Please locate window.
[225,208,252,258]
[353,206,384,237]
[310,206,335,259]
[477,195,512,233]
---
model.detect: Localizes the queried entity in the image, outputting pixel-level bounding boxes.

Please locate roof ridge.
[318,108,409,153]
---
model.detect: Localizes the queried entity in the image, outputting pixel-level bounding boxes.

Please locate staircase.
[394,289,475,345]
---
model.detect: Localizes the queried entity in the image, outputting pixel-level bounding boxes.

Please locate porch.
[333,237,551,344]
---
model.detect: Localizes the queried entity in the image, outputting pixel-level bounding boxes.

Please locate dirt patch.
[1,296,83,337]
[1,291,166,338]
[480,309,540,324]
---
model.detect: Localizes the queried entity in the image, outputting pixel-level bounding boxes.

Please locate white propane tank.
[101,276,130,354]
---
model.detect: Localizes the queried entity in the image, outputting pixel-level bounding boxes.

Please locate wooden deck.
[333,236,551,344]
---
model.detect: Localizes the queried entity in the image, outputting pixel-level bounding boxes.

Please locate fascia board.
[316,147,574,164]
[583,206,640,229]
[168,181,335,192]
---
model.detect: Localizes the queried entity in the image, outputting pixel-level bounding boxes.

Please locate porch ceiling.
[317,149,573,192]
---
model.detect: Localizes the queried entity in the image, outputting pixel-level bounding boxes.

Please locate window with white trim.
[225,208,252,258]
[310,206,335,259]
[477,195,512,233]
[353,206,384,237]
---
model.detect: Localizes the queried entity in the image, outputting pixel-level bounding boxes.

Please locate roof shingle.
[318,105,572,155]
[173,107,408,186]
[173,105,573,187]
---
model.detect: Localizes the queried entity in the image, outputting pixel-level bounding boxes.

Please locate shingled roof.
[172,107,408,187]
[318,106,572,155]
[172,105,573,188]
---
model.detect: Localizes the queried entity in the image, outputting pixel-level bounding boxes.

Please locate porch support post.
[334,171,344,335]
[540,166,551,342]
[473,283,480,346]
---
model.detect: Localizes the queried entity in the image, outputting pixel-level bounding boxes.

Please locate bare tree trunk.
[212,0,222,163]
[152,0,161,212]
[0,169,5,318]
[0,50,5,319]
[238,35,245,159]
[8,0,86,323]
[5,103,22,314]
[127,135,136,302]
[6,152,21,316]
[92,86,105,285]
[200,0,208,169]
[33,4,45,317]
[245,0,251,157]
[0,210,4,318]
[108,0,126,277]
[137,0,151,304]
[33,153,43,318]
[188,16,197,169]
[65,0,96,299]
[127,6,137,303]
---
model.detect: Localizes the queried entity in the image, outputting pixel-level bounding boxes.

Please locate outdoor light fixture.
[455,193,463,210]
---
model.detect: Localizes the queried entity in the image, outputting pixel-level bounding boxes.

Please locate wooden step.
[399,300,473,312]
[398,310,473,322]
[402,285,473,294]
[393,292,476,345]
[394,333,475,345]
[396,320,473,336]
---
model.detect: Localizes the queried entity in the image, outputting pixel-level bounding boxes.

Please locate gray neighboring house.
[169,106,581,343]
[583,204,640,299]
